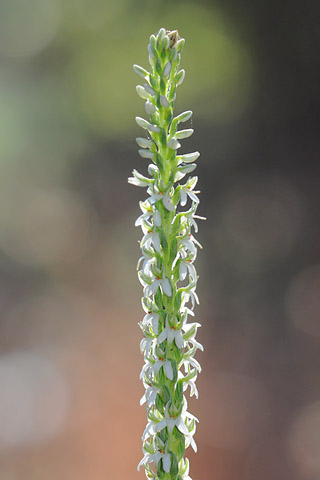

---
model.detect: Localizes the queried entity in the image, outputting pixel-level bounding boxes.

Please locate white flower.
[137,247,154,274]
[141,311,160,335]
[148,189,174,212]
[135,200,153,225]
[138,439,171,473]
[128,169,153,187]
[150,354,174,381]
[140,335,154,357]
[157,315,184,348]
[179,370,199,399]
[144,270,172,297]
[179,185,200,206]
[180,458,193,480]
[140,221,161,253]
[153,403,189,436]
[179,256,197,282]
[140,383,160,406]
[182,283,200,309]
[179,234,198,256]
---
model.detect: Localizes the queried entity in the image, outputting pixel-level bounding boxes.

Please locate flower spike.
[129,28,204,480]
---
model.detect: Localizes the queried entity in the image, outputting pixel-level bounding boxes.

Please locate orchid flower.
[129,28,204,480]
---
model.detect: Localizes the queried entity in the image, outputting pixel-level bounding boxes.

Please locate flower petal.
[163,454,171,473]
[161,277,172,297]
[176,417,189,435]
[164,361,173,380]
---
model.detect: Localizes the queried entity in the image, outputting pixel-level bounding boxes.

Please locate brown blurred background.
[0,0,320,479]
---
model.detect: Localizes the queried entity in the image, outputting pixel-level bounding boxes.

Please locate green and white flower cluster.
[129,28,204,480]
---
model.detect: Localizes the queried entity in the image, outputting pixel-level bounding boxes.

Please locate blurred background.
[0,0,320,479]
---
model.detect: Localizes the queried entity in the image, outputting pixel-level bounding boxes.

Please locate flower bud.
[135,117,160,133]
[163,61,172,77]
[133,64,149,78]
[160,95,170,108]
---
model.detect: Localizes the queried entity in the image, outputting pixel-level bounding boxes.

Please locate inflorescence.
[129,27,204,480]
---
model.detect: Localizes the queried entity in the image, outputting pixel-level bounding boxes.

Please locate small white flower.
[180,187,199,206]
[137,247,154,274]
[135,201,153,226]
[157,315,184,348]
[145,270,172,297]
[179,257,197,282]
[141,311,160,335]
[150,355,174,381]
[149,190,174,212]
[183,282,201,308]
[140,383,160,406]
[154,403,189,436]
[179,234,198,256]
[140,224,161,253]
[179,370,199,399]
[128,169,153,187]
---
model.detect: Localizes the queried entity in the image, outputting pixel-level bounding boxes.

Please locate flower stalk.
[129,27,204,480]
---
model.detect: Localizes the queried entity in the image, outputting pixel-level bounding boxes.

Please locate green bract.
[129,27,204,480]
